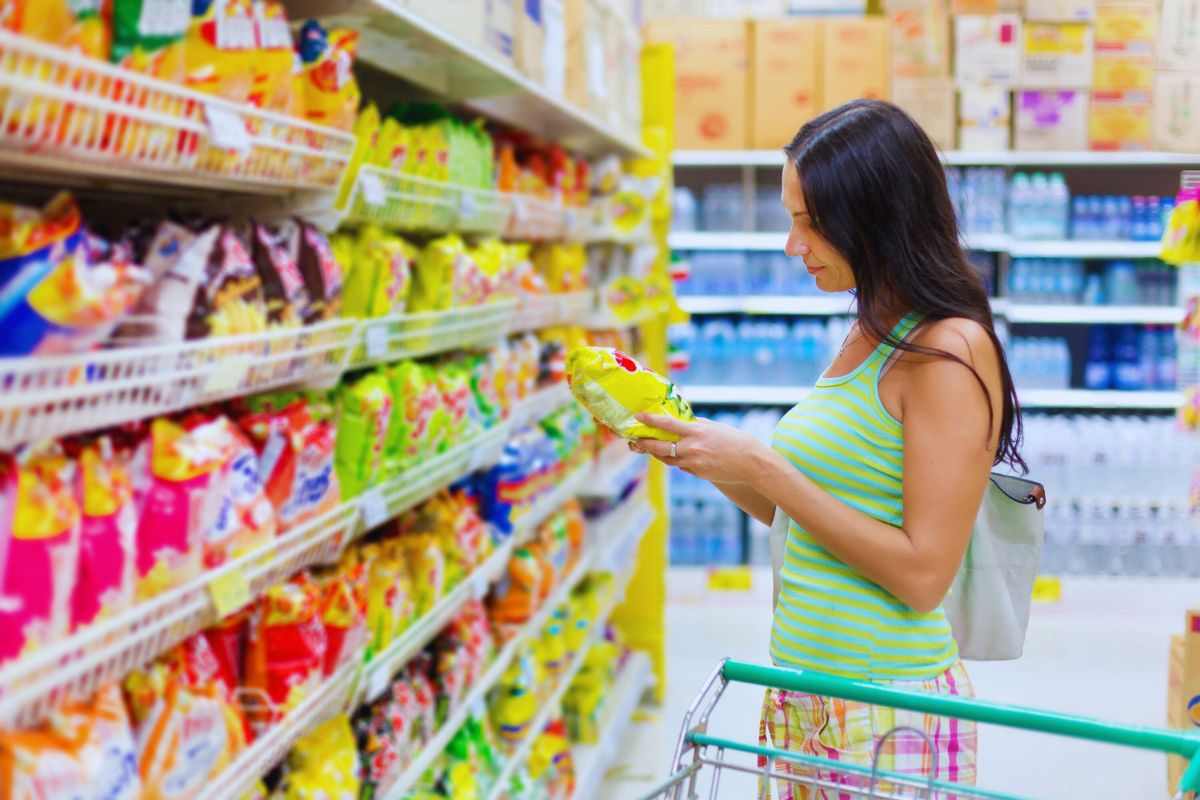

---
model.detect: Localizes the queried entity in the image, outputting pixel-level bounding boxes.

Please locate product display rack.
[0,383,575,728]
[673,150,1200,168]
[571,650,654,800]
[379,491,655,800]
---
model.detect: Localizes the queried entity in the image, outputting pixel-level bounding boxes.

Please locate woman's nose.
[785,232,810,259]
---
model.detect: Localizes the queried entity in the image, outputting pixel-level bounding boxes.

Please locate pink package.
[0,449,82,666]
[199,417,277,569]
[70,437,137,632]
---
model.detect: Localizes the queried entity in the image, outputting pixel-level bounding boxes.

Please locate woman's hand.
[629,414,768,485]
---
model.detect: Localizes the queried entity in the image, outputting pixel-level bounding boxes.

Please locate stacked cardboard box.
[888,0,955,149]
[955,14,1021,148]
[1154,0,1200,152]
[1165,609,1200,793]
[408,0,517,62]
[749,19,822,149]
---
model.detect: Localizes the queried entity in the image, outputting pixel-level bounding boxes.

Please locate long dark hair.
[785,99,1024,470]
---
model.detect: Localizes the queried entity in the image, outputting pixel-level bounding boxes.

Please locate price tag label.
[366,666,393,702]
[361,488,389,529]
[209,568,252,617]
[459,191,479,220]
[512,197,528,225]
[204,355,252,395]
[706,566,753,592]
[360,172,386,207]
[205,102,251,154]
[1031,575,1062,604]
[365,325,389,359]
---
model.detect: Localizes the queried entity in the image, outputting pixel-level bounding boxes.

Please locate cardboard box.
[1093,52,1154,90]
[604,3,624,128]
[1015,89,1088,148]
[888,0,952,79]
[566,0,606,112]
[643,18,749,149]
[1169,633,1186,793]
[892,77,956,149]
[1089,90,1153,149]
[408,0,515,60]
[617,14,642,136]
[1154,71,1200,152]
[515,0,548,83]
[954,15,1022,87]
[958,84,1012,149]
[952,0,1021,12]
[1159,0,1200,70]
[1024,0,1095,21]
[1094,1,1157,53]
[750,19,823,149]
[1022,22,1094,88]
[821,18,890,111]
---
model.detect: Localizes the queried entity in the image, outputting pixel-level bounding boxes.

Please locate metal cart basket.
[641,659,1200,800]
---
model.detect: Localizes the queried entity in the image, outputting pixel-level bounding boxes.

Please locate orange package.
[0,684,141,800]
[2,0,111,57]
[316,563,367,676]
[124,649,246,800]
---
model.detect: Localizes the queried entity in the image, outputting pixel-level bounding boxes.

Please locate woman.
[633,100,1024,798]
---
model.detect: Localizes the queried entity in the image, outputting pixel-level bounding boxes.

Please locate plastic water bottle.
[1139,326,1159,389]
[1157,327,1177,390]
[1113,325,1144,391]
[1084,328,1111,391]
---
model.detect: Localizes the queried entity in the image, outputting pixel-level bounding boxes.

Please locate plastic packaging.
[566,347,695,441]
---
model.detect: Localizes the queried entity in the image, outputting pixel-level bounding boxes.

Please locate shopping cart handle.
[722,659,1200,758]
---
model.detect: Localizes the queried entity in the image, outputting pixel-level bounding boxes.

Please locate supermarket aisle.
[602,568,1191,799]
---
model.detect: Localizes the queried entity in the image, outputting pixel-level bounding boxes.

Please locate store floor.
[601,567,1193,799]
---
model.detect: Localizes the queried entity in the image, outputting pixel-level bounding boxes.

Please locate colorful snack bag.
[248,1,296,113]
[333,371,392,499]
[70,436,136,632]
[189,225,268,338]
[249,222,311,327]
[360,543,414,657]
[0,684,142,800]
[357,225,415,316]
[396,534,445,617]
[296,20,361,131]
[436,361,474,443]
[181,0,256,103]
[243,576,327,735]
[383,360,441,470]
[566,346,695,442]
[316,563,366,675]
[124,657,245,799]
[289,220,344,323]
[488,548,542,635]
[0,449,81,667]
[278,714,361,800]
[409,235,461,312]
[197,416,277,568]
[132,418,220,599]
[111,0,190,80]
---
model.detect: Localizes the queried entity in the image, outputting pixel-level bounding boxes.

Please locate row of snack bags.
[0,436,599,800]
[5,1,361,131]
[0,192,593,359]
[0,330,564,672]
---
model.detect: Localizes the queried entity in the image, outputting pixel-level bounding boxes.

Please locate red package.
[244,576,326,736]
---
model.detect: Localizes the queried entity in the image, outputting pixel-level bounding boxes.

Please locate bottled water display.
[756,187,791,232]
[670,410,782,566]
[701,184,746,231]
[946,167,1007,235]
[675,252,829,297]
[1008,172,1071,240]
[1008,336,1072,389]
[672,187,698,232]
[1020,415,1199,577]
[1082,326,1177,391]
[1006,259,1176,306]
[1071,195,1173,241]
[669,317,854,386]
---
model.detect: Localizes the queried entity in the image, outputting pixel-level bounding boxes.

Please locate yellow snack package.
[566,347,694,442]
[279,714,360,800]
[409,235,461,313]
[181,0,256,103]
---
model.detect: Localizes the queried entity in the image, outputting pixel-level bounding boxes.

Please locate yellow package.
[280,714,360,800]
[336,105,381,210]
[533,243,587,293]
[297,21,361,131]
[111,0,190,81]
[409,235,462,312]
[181,0,256,103]
[372,117,410,171]
[566,347,694,441]
[364,544,414,656]
[249,1,295,112]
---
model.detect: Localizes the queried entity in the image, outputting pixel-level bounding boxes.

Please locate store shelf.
[0,31,354,195]
[483,569,639,800]
[1006,240,1163,259]
[1019,389,1182,409]
[510,291,599,334]
[581,439,648,502]
[673,150,1200,168]
[198,657,361,800]
[586,303,666,331]
[572,651,654,800]
[350,301,518,369]
[678,295,856,315]
[684,384,1182,410]
[0,387,570,727]
[669,232,782,251]
[1004,304,1184,325]
[286,0,646,159]
[963,233,1014,252]
[357,459,593,705]
[381,491,653,800]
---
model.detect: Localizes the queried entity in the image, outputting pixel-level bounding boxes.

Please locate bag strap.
[989,472,1046,509]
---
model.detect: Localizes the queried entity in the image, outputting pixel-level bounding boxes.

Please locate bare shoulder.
[910,317,996,365]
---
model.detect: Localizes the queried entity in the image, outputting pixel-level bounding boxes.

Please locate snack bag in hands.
[565,347,694,441]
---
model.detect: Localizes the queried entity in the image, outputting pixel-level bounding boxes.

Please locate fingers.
[635,413,692,435]
[631,438,675,460]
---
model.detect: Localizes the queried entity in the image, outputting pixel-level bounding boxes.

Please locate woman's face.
[781,165,855,293]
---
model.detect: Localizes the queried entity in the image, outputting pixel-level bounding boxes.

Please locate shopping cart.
[641,659,1200,800]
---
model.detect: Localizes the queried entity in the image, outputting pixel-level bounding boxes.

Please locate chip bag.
[409,235,461,312]
[249,1,296,113]
[296,20,360,131]
[333,371,393,499]
[181,0,256,103]
[111,0,190,80]
[278,714,361,800]
[565,347,694,441]
[70,436,137,632]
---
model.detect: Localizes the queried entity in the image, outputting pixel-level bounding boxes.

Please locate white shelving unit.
[1004,304,1183,325]
[678,295,855,315]
[285,0,646,159]
[572,652,654,800]
[670,231,1162,259]
[673,150,1200,168]
[681,385,1182,410]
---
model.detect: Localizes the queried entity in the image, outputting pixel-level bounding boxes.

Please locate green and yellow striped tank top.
[770,312,958,681]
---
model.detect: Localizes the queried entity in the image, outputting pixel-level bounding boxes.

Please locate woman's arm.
[711,480,774,526]
[635,320,1000,613]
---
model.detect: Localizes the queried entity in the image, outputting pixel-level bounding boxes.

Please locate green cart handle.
[719,659,1200,794]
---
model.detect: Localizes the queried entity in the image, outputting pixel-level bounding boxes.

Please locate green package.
[334,370,393,498]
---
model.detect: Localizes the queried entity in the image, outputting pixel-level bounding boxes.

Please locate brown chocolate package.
[250,222,312,327]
